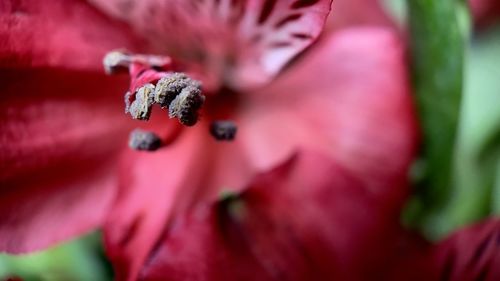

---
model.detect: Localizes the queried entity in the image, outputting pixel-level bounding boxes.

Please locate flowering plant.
[1,0,499,280]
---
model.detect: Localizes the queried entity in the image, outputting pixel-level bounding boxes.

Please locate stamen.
[129,129,162,151]
[103,50,172,75]
[103,50,131,75]
[124,91,133,114]
[103,51,205,127]
[128,84,155,120]
[154,72,191,108]
[210,121,237,141]
[168,84,205,126]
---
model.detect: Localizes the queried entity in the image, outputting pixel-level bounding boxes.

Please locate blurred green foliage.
[388,0,500,239]
[404,0,468,239]
[0,232,112,281]
[447,26,500,230]
[409,26,500,239]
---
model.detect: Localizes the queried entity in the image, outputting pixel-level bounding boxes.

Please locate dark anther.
[128,129,162,151]
[168,84,205,126]
[210,121,237,141]
[178,111,199,127]
[155,73,192,107]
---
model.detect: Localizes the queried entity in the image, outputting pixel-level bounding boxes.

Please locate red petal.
[432,219,500,281]
[326,0,395,31]
[0,68,133,253]
[0,0,142,70]
[88,0,333,89]
[470,0,500,28]
[104,125,205,281]
[385,231,437,281]
[239,27,418,205]
[105,120,259,281]
[138,150,411,280]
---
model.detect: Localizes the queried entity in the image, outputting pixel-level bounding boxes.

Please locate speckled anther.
[154,73,200,108]
[210,121,237,141]
[168,84,205,126]
[128,84,155,120]
[128,129,162,151]
[124,91,132,114]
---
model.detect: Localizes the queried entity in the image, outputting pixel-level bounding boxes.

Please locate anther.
[124,91,132,114]
[210,121,237,141]
[168,84,205,126]
[105,50,205,126]
[128,84,155,120]
[154,72,190,107]
[128,129,162,151]
[103,50,130,75]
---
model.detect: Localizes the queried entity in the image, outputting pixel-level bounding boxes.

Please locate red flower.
[0,0,417,280]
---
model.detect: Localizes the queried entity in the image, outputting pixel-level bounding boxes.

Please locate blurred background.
[1,0,499,280]
[0,232,112,281]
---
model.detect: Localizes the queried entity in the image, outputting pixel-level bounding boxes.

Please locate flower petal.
[138,150,411,280]
[385,232,436,281]
[0,68,133,253]
[105,120,258,281]
[433,219,500,281]
[104,124,206,281]
[470,0,500,27]
[88,0,333,89]
[239,27,417,204]
[327,0,395,31]
[0,0,142,70]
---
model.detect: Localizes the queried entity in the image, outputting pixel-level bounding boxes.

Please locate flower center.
[103,50,239,150]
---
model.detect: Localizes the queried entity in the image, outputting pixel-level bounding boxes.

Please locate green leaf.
[446,27,500,232]
[403,0,469,239]
[0,232,112,281]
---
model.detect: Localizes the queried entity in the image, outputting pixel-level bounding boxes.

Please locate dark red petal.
[88,0,333,89]
[138,150,412,280]
[239,27,418,206]
[326,0,395,31]
[470,0,500,28]
[0,68,133,253]
[432,219,500,281]
[385,231,437,281]
[0,0,142,70]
